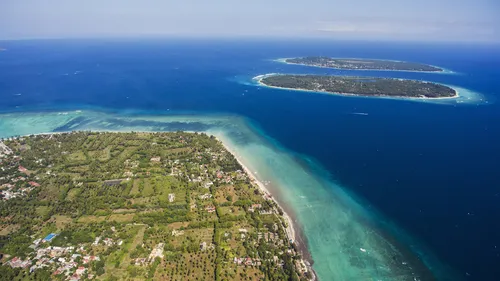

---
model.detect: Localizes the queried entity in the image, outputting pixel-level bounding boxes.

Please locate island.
[284,57,444,72]
[0,132,313,281]
[257,74,457,99]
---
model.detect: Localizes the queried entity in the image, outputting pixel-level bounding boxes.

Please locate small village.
[1,139,41,201]
[4,229,126,280]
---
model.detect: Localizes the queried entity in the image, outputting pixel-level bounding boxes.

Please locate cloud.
[317,22,404,34]
[314,18,498,41]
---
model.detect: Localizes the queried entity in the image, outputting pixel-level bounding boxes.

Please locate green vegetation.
[286,57,444,72]
[0,132,311,280]
[260,75,456,98]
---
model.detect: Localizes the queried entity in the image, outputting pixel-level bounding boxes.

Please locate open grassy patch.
[87,146,111,162]
[108,213,136,223]
[65,187,81,201]
[142,178,154,197]
[67,151,87,161]
[129,178,142,196]
[77,215,107,223]
[216,185,239,203]
[53,215,73,230]
[0,224,20,235]
[219,206,245,217]
[36,206,51,218]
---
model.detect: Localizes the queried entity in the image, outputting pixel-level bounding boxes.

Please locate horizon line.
[1,35,499,45]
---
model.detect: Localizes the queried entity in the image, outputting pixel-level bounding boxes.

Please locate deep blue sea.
[0,39,499,280]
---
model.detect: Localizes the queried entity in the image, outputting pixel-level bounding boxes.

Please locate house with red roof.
[18,165,28,173]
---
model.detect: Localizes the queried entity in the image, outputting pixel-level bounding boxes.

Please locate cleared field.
[53,215,73,229]
[108,213,136,223]
[129,178,142,196]
[142,178,154,197]
[219,206,245,217]
[0,224,20,235]
[36,206,51,217]
[113,208,137,214]
[170,227,214,248]
[65,188,80,201]
[87,146,111,161]
[38,184,62,201]
[67,151,86,161]
[216,185,239,203]
[77,215,107,223]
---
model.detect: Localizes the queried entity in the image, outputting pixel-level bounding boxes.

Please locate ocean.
[0,38,499,281]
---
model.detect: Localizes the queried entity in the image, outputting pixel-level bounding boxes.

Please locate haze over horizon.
[1,0,499,42]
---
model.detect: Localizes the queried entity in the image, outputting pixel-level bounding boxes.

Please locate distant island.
[257,74,457,99]
[283,57,444,72]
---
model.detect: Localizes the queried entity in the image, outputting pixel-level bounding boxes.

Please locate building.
[148,243,164,263]
[233,257,261,267]
[199,193,212,200]
[103,238,114,246]
[68,274,81,281]
[172,229,184,236]
[75,266,86,275]
[92,236,101,246]
[134,258,147,266]
[249,203,263,213]
[8,257,31,268]
[28,181,40,187]
[168,193,175,202]
[18,165,28,173]
[82,256,100,264]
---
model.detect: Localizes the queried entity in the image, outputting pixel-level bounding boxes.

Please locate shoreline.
[2,112,473,280]
[216,135,317,280]
[254,73,460,101]
[275,57,455,74]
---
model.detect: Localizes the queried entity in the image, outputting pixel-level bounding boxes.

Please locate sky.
[1,0,499,42]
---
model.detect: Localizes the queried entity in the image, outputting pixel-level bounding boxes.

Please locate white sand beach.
[216,136,297,243]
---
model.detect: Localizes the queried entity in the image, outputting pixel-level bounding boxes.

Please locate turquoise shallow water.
[0,109,455,280]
